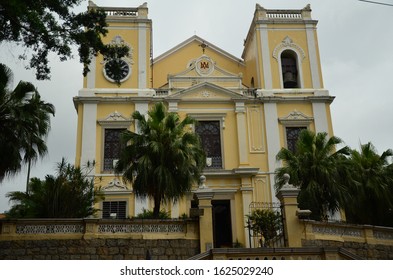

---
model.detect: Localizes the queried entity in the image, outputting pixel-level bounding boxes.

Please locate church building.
[73,2,334,249]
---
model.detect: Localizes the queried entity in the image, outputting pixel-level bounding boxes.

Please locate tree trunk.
[153,196,161,218]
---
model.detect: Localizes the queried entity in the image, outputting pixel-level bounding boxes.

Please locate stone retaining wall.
[0,238,200,260]
[302,239,393,260]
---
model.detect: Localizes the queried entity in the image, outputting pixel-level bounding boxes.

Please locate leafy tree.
[6,159,102,218]
[343,143,393,226]
[115,102,205,218]
[275,130,350,221]
[246,209,282,247]
[0,63,55,182]
[0,0,129,81]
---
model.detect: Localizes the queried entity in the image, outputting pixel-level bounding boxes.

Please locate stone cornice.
[201,167,260,178]
[259,95,335,104]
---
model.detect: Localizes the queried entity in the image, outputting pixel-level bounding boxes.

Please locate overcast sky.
[1,0,392,212]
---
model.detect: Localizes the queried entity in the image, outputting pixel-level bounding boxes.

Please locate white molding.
[78,88,155,97]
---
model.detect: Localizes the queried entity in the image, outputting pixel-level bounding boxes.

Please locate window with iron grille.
[286,127,306,153]
[103,128,125,171]
[195,120,222,169]
[102,201,127,219]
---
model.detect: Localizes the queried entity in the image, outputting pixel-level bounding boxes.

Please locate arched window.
[281,50,299,88]
[251,77,255,88]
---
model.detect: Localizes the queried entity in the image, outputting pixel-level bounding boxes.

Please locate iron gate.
[247,202,286,248]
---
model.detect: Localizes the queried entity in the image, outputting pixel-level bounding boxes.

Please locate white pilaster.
[86,56,96,89]
[171,202,180,219]
[305,24,321,89]
[80,102,97,172]
[241,186,253,248]
[134,102,149,215]
[264,103,280,204]
[260,25,273,89]
[312,102,329,134]
[236,102,248,166]
[138,23,147,88]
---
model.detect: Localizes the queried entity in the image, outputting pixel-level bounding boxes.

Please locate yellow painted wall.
[242,32,259,88]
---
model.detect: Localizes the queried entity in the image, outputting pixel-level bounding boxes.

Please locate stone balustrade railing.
[0,218,199,240]
[302,220,393,245]
[266,10,303,19]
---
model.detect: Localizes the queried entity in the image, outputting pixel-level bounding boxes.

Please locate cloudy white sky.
[1,0,392,212]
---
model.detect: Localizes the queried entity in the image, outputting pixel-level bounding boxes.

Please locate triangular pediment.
[168,82,246,101]
[278,110,314,125]
[97,111,133,126]
[154,35,244,65]
[152,36,246,89]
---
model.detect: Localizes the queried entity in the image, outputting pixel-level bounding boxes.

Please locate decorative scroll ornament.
[102,178,128,191]
[278,110,314,125]
[272,36,306,62]
[97,111,132,127]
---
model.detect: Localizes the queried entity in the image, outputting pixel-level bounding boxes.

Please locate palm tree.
[343,143,393,226]
[0,63,55,184]
[115,102,205,218]
[275,130,350,221]
[6,158,101,218]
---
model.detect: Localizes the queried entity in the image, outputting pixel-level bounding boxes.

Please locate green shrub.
[136,208,171,219]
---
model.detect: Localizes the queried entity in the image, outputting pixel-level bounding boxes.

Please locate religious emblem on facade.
[195,55,214,76]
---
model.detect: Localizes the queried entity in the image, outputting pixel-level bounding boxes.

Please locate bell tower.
[74,2,152,172]
[242,5,333,204]
[84,1,152,90]
[243,4,322,90]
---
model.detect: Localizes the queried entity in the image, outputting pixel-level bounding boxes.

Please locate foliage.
[115,102,205,218]
[135,208,171,219]
[275,130,350,221]
[6,159,102,218]
[343,143,393,226]
[0,63,55,182]
[0,0,129,81]
[246,209,282,247]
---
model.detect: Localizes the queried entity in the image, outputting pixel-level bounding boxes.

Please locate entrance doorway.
[212,200,232,248]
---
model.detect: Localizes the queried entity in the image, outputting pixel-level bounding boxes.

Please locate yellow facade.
[73,3,334,250]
